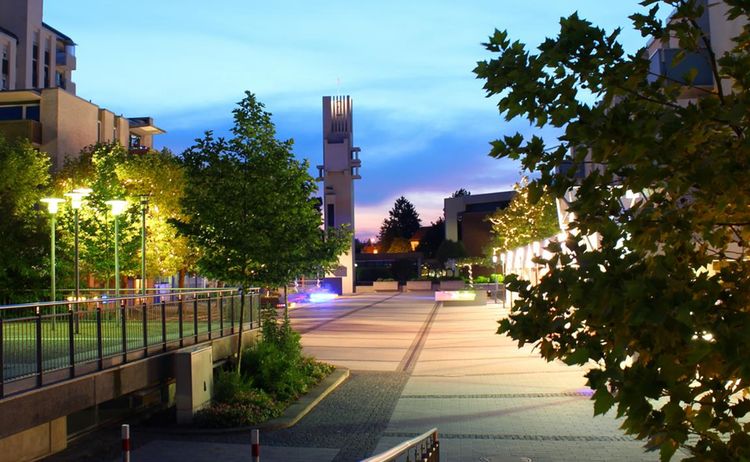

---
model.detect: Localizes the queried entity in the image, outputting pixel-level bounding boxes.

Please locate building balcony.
[55,50,76,69]
[648,48,714,88]
[0,120,42,144]
[128,145,150,155]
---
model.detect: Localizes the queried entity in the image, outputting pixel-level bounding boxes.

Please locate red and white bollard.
[251,429,260,462]
[121,424,131,462]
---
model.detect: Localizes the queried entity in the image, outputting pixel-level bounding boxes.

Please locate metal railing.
[362,428,439,462]
[0,288,261,399]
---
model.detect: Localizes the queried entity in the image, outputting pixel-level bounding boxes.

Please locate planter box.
[406,280,433,292]
[438,280,465,291]
[356,285,377,294]
[373,280,400,292]
[435,290,487,306]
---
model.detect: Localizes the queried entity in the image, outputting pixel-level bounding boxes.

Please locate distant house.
[444,191,515,257]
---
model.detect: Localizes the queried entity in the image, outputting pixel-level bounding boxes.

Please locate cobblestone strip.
[398,302,440,373]
[261,371,411,461]
[296,294,400,334]
[382,432,636,442]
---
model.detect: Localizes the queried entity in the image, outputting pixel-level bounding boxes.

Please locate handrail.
[0,288,258,311]
[0,288,263,398]
[361,428,439,462]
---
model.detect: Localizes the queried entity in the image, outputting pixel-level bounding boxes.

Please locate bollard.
[251,429,260,462]
[121,424,131,462]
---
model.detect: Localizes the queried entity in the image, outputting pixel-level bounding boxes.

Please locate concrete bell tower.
[317,95,361,294]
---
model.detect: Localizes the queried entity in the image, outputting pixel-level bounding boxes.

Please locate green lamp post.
[40,197,65,329]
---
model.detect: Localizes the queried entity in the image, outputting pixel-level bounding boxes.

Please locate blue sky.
[46,0,650,239]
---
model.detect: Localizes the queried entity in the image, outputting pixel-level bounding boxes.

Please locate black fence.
[0,288,260,398]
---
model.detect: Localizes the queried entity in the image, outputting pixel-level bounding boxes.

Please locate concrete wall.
[0,417,66,462]
[40,88,99,170]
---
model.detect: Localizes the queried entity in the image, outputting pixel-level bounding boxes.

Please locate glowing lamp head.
[492,254,498,264]
[40,197,65,214]
[65,188,92,209]
[106,199,128,216]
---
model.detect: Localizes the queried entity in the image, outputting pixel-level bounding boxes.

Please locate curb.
[141,367,350,435]
[259,366,349,430]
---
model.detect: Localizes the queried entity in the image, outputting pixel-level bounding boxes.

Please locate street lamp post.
[64,188,92,304]
[106,200,128,297]
[140,195,148,296]
[492,253,498,305]
[41,197,65,329]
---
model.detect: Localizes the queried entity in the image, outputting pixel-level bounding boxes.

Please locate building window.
[32,42,39,88]
[97,120,101,143]
[1,45,8,90]
[25,105,40,121]
[129,134,141,148]
[56,71,65,89]
[327,204,335,228]
[0,106,23,120]
[44,48,50,88]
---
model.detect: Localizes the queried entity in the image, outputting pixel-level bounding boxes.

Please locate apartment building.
[0,0,163,170]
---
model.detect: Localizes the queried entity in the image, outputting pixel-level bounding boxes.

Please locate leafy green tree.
[55,144,194,288]
[416,217,445,258]
[475,1,750,459]
[114,148,197,282]
[451,188,471,198]
[0,136,51,302]
[378,196,421,252]
[387,237,412,254]
[174,92,350,292]
[488,177,559,253]
[435,239,466,266]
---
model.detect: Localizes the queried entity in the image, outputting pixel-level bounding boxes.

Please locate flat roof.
[42,22,75,46]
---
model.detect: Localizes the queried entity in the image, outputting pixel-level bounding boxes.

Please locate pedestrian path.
[52,292,687,461]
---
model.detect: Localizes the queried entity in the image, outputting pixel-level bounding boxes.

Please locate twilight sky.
[46,0,650,240]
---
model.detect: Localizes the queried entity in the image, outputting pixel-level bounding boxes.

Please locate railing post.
[249,290,254,328]
[193,296,198,343]
[68,309,75,379]
[96,306,103,370]
[121,302,127,363]
[161,300,167,352]
[0,318,4,398]
[230,295,235,334]
[178,296,184,348]
[219,296,224,336]
[142,302,148,357]
[35,307,43,387]
[207,294,212,340]
[236,289,245,361]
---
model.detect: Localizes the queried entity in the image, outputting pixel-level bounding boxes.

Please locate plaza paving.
[50,292,686,461]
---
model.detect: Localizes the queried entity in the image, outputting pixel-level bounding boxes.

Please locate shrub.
[194,307,333,428]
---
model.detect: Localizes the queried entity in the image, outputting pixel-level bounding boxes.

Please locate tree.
[451,188,471,198]
[416,217,445,258]
[378,196,421,252]
[386,237,412,254]
[475,2,750,459]
[488,177,559,253]
[435,240,466,266]
[174,92,350,293]
[55,144,194,287]
[0,136,51,302]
